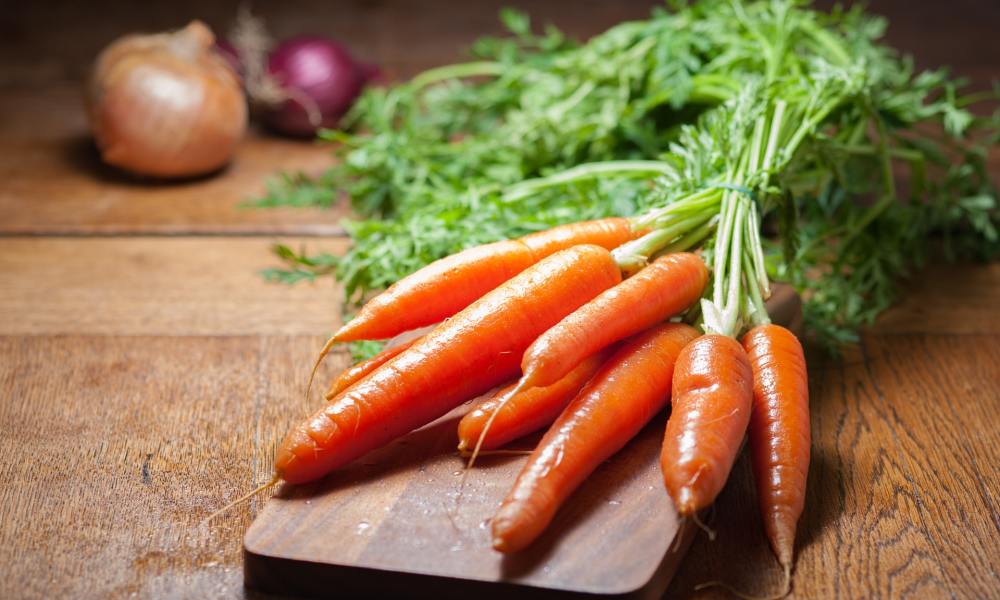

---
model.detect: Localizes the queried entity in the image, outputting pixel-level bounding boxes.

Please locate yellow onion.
[86,21,247,178]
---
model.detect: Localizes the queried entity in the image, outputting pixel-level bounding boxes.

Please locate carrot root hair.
[306,334,340,402]
[202,474,280,525]
[693,559,792,600]
[465,380,529,469]
[691,509,717,541]
[458,448,533,458]
[456,388,517,514]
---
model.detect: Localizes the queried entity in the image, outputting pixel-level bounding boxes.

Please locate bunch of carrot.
[235,3,1000,598]
[256,210,810,594]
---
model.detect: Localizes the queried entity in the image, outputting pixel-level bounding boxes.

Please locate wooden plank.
[0,236,346,336]
[666,333,1000,599]
[0,334,339,600]
[868,261,1000,335]
[1,235,993,339]
[0,86,347,236]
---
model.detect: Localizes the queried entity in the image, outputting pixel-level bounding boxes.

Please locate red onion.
[263,36,369,137]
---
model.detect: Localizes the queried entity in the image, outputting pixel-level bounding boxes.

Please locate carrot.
[332,240,535,344]
[325,336,423,400]
[660,334,753,515]
[519,217,637,259]
[333,218,635,344]
[518,252,707,391]
[304,218,636,399]
[456,348,611,453]
[275,245,622,484]
[741,324,810,571]
[492,323,699,553]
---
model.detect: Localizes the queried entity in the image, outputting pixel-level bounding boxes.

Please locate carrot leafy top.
[257,0,998,353]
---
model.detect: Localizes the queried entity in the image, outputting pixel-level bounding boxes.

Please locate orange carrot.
[518,217,637,259]
[457,348,611,453]
[742,324,810,571]
[332,240,535,343]
[304,218,637,399]
[660,334,753,515]
[325,336,423,400]
[275,245,622,484]
[518,252,707,391]
[334,218,635,343]
[492,323,699,553]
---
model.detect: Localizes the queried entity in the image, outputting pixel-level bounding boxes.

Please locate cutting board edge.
[244,518,698,600]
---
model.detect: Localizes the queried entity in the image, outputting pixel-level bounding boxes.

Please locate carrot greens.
[259,0,998,350]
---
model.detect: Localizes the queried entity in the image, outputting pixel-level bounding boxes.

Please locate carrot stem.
[658,215,719,255]
[408,61,505,91]
[611,212,714,265]
[634,187,722,230]
[502,160,676,202]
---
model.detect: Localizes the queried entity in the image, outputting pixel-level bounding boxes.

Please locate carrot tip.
[674,487,698,516]
[465,383,524,469]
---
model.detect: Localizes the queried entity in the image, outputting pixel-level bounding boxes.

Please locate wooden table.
[1,1,998,598]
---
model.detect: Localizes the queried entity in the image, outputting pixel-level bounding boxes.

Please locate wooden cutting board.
[244,285,803,599]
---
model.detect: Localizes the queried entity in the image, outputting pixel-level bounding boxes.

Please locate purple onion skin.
[265,36,370,137]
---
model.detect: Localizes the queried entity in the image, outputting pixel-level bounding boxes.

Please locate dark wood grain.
[0,334,342,599]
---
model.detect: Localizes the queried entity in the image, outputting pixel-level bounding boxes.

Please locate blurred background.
[3,0,998,88]
[0,1,996,268]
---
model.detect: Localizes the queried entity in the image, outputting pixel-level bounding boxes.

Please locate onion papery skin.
[87,21,248,178]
